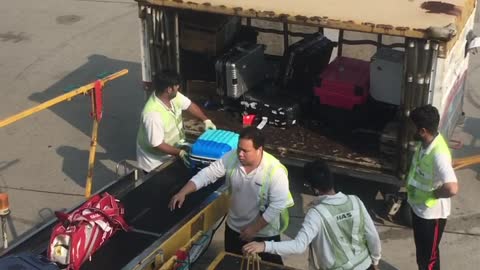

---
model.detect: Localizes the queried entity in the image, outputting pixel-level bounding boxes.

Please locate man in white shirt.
[169,127,294,265]
[407,105,458,270]
[136,71,216,173]
[243,160,381,270]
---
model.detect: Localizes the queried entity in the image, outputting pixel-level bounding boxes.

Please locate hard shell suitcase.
[370,48,404,105]
[0,252,59,270]
[190,129,239,168]
[280,32,334,91]
[314,56,370,110]
[215,43,266,99]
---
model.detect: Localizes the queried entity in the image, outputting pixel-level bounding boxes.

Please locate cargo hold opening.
[140,7,438,186]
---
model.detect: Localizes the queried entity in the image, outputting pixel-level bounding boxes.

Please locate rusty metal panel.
[143,0,475,45]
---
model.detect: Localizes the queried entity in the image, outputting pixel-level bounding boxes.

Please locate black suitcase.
[280,32,334,92]
[241,84,300,128]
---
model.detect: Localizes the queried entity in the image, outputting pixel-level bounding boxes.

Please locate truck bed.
[184,81,399,185]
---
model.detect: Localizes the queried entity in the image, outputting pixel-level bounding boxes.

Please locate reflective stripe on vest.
[225,151,294,233]
[407,134,451,208]
[309,195,371,270]
[137,94,185,156]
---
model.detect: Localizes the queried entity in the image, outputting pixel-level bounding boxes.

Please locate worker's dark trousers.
[412,211,447,270]
[225,224,284,265]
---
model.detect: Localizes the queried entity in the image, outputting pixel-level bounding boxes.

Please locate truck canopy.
[145,0,475,54]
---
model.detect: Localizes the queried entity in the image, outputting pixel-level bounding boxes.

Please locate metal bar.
[163,9,172,72]
[85,119,99,198]
[139,5,152,87]
[337,29,344,57]
[377,34,383,49]
[154,8,164,73]
[283,21,289,54]
[174,11,180,74]
[146,7,157,77]
[0,69,128,128]
[415,40,431,107]
[341,39,403,48]
[1,216,7,249]
[399,39,419,178]
[248,26,313,38]
[131,228,164,238]
[426,42,439,104]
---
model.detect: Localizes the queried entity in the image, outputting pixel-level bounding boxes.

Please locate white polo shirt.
[191,150,293,237]
[409,135,458,219]
[136,92,191,172]
[265,192,381,270]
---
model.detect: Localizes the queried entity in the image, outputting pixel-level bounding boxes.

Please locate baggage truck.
[136,0,478,220]
[2,0,478,269]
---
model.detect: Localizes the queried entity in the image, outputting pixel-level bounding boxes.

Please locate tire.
[398,201,413,227]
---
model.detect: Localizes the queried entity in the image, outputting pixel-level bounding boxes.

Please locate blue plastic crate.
[190,130,239,167]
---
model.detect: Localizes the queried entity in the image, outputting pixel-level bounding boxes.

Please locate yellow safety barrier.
[0,69,128,198]
[453,155,480,170]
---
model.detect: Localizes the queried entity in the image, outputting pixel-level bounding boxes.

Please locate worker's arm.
[169,151,230,210]
[186,102,208,122]
[261,169,293,227]
[179,92,215,129]
[240,215,269,241]
[169,181,197,210]
[433,153,458,199]
[155,142,181,156]
[434,182,458,198]
[243,208,321,255]
[241,169,293,241]
[358,197,382,266]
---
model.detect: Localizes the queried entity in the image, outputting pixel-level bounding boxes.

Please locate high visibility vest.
[225,151,294,233]
[309,195,372,270]
[407,134,451,208]
[137,94,185,156]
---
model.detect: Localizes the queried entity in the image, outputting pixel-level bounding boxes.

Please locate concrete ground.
[0,1,479,269]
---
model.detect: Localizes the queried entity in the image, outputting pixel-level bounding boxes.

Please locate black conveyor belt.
[2,160,224,270]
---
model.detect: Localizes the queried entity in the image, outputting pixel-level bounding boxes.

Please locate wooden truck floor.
[184,81,395,175]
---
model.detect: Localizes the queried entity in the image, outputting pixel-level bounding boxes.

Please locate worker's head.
[410,105,440,142]
[237,127,265,166]
[304,160,334,195]
[153,71,182,100]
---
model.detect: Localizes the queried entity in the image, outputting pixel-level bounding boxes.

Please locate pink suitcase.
[314,57,370,110]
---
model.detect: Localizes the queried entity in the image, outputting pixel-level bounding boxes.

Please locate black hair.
[239,127,265,150]
[153,71,182,95]
[410,105,440,134]
[304,160,334,192]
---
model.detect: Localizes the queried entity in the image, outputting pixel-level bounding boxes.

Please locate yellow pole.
[0,69,128,128]
[85,119,99,198]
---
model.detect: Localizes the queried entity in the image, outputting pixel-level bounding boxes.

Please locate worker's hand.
[242,242,265,254]
[240,225,257,242]
[169,192,186,211]
[179,150,191,168]
[203,119,216,130]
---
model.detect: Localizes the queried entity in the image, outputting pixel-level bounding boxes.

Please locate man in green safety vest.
[407,105,458,270]
[136,71,216,173]
[243,160,381,270]
[169,127,294,265]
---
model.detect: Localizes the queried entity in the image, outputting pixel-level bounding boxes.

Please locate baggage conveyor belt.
[1,159,226,270]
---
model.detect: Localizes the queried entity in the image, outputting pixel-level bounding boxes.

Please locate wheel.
[398,201,413,227]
